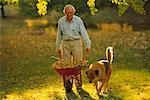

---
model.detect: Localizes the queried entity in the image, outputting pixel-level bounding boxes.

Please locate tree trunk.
[1,3,5,18]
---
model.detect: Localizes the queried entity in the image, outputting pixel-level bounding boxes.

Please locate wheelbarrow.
[54,66,82,88]
[51,56,82,91]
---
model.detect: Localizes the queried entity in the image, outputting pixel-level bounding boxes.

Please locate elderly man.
[55,4,91,92]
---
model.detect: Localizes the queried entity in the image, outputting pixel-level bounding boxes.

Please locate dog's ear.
[95,70,99,75]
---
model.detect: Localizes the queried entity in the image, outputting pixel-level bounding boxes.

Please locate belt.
[64,38,80,41]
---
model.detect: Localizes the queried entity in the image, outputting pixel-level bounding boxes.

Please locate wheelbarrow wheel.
[65,79,73,92]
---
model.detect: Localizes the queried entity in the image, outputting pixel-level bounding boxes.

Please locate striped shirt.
[56,15,91,49]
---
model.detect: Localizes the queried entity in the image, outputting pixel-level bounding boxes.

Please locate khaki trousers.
[62,39,83,64]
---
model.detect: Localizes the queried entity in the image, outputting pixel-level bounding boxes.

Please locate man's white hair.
[63,4,76,13]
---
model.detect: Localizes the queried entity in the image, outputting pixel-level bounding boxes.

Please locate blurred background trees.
[19,0,39,18]
[0,0,19,18]
[0,0,149,18]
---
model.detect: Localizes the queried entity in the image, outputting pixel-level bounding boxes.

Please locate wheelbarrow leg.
[75,70,82,88]
[63,75,73,92]
[63,75,66,87]
[79,71,82,86]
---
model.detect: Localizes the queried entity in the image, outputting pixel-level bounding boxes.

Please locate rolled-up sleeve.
[56,21,62,49]
[79,18,91,48]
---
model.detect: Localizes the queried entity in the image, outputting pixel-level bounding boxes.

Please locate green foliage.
[130,0,145,14]
[87,0,98,15]
[0,0,147,17]
[4,0,19,4]
[0,0,19,4]
[48,0,89,15]
[36,0,49,16]
[18,0,39,18]
[112,0,146,15]
[0,0,19,8]
[95,0,112,8]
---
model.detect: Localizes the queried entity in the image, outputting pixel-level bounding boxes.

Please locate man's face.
[65,7,74,21]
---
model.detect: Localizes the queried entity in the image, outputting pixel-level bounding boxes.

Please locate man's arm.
[79,18,91,49]
[56,21,62,49]
[56,21,62,58]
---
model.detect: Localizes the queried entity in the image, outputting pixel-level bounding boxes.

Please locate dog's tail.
[106,47,113,64]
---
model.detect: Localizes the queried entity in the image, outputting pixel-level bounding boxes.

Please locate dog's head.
[86,63,101,83]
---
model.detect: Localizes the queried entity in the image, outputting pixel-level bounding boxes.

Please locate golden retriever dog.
[86,47,113,95]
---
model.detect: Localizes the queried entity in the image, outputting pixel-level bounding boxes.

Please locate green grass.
[0,6,150,100]
[0,30,149,99]
[1,67,150,99]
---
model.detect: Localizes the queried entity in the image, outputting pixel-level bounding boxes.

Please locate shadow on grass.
[77,87,94,100]
[98,93,122,100]
[65,91,79,100]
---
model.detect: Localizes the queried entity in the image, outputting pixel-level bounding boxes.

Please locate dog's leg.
[102,80,107,94]
[96,81,102,95]
[103,67,112,93]
[104,74,111,93]
[95,82,99,95]
[95,82,98,95]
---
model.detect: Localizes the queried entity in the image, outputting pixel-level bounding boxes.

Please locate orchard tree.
[87,0,147,15]
[37,0,147,15]
[0,0,147,18]
[111,0,146,15]
[0,0,19,18]
[19,0,40,18]
[0,0,49,18]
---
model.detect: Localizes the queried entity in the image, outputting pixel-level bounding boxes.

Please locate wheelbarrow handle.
[51,56,63,61]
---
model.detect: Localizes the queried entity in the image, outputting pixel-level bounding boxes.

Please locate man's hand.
[82,48,91,65]
[82,59,87,65]
[86,48,91,54]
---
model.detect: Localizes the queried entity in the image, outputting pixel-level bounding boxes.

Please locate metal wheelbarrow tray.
[54,66,82,87]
